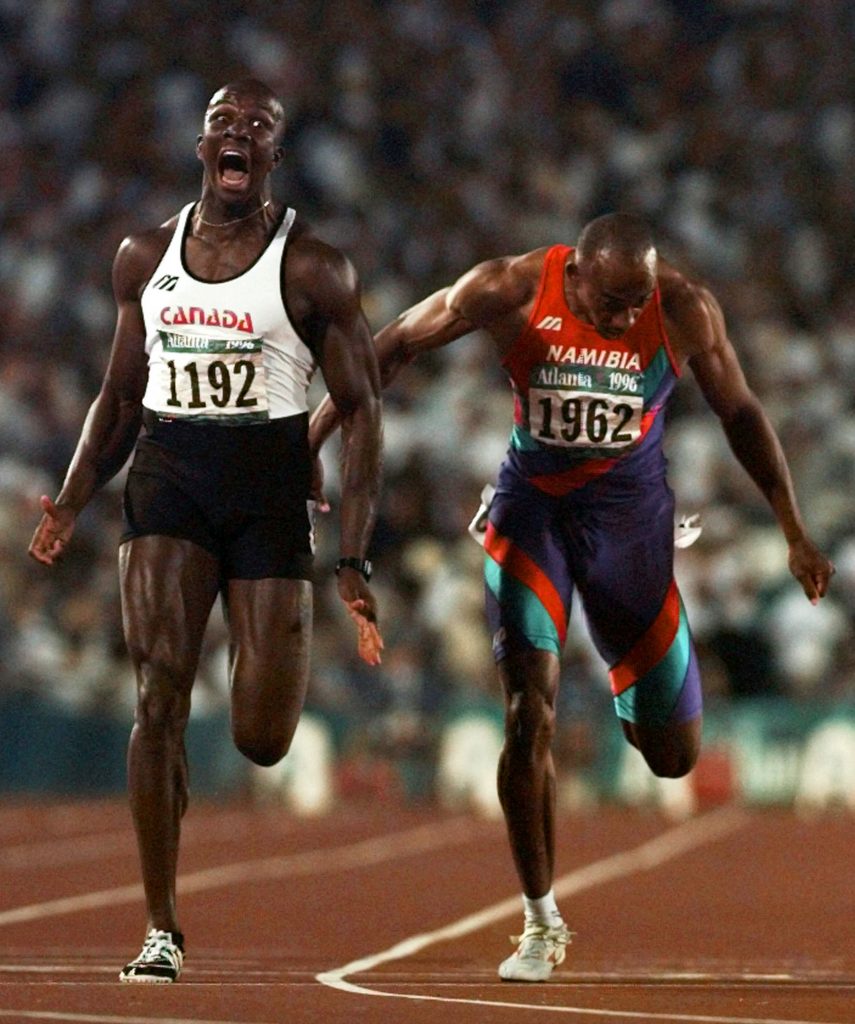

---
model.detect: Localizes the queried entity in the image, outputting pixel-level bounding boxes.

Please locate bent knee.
[644,746,699,778]
[232,722,293,767]
[625,717,701,778]
[233,730,290,766]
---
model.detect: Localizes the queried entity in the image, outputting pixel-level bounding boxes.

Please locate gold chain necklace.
[195,200,271,228]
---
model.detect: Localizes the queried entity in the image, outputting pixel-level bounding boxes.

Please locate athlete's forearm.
[308,394,341,456]
[309,331,412,456]
[56,385,142,512]
[721,400,807,544]
[337,395,382,557]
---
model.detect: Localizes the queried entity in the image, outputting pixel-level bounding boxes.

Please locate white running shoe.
[119,928,184,983]
[498,920,572,982]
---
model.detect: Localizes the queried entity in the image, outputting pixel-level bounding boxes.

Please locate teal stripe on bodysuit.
[509,423,542,452]
[613,600,692,725]
[642,347,671,403]
[484,554,562,656]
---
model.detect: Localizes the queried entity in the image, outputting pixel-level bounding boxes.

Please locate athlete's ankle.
[523,888,564,926]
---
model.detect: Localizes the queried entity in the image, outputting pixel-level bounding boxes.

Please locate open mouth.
[218,149,250,188]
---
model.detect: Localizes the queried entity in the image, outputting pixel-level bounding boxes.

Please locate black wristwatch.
[335,557,373,582]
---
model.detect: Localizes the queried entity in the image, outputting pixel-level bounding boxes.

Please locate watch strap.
[334,557,373,582]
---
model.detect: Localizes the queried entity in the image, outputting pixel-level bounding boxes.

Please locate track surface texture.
[0,798,851,1024]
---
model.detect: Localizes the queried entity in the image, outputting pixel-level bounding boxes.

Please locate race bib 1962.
[153,331,269,423]
[528,364,644,449]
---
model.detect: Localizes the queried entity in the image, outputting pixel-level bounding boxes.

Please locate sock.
[523,888,563,926]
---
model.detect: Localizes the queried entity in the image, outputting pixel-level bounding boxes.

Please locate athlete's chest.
[139,209,313,423]
[516,328,647,450]
[145,237,285,328]
[182,233,267,282]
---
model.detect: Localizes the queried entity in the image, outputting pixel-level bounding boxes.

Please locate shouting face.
[196,80,285,207]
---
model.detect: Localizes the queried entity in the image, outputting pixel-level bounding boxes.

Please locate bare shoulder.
[286,219,356,283]
[657,258,724,362]
[113,218,177,302]
[283,220,366,352]
[451,247,549,325]
[285,219,359,311]
[656,258,706,317]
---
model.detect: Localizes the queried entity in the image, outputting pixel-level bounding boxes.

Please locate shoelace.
[135,932,181,964]
[509,922,573,948]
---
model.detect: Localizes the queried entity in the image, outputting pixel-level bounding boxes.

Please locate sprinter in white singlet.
[29,78,383,984]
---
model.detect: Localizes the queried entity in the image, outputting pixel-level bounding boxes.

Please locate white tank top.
[140,203,316,423]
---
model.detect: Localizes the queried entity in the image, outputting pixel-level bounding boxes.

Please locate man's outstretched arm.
[668,275,834,603]
[308,252,533,457]
[308,285,474,457]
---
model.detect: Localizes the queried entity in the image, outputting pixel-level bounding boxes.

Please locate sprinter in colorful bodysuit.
[309,212,833,982]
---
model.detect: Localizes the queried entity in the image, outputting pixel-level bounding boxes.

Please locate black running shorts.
[120,411,314,580]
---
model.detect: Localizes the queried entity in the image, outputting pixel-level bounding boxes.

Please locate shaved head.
[577,212,657,271]
[206,79,285,138]
[568,212,658,339]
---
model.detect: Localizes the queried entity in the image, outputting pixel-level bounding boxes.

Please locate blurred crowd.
[0,0,853,779]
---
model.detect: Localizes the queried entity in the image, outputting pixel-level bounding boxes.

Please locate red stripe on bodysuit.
[484,522,567,647]
[528,406,660,496]
[609,578,680,696]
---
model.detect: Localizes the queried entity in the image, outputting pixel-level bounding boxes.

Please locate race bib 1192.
[151,331,269,423]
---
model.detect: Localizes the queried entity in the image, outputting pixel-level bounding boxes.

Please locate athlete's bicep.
[448,257,526,325]
[321,316,381,417]
[375,257,523,371]
[688,331,755,420]
[307,255,380,416]
[102,238,154,402]
[668,278,756,425]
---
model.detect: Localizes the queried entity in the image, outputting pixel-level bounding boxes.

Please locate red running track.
[0,797,851,1024]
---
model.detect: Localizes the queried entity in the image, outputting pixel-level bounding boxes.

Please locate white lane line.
[0,812,297,871]
[0,1012,276,1024]
[0,965,316,979]
[336,973,851,986]
[0,818,478,926]
[318,806,746,985]
[314,807,851,1023]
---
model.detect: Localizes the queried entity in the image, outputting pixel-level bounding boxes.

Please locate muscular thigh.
[483,481,574,662]
[119,535,221,686]
[567,488,702,728]
[568,490,676,663]
[225,577,313,698]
